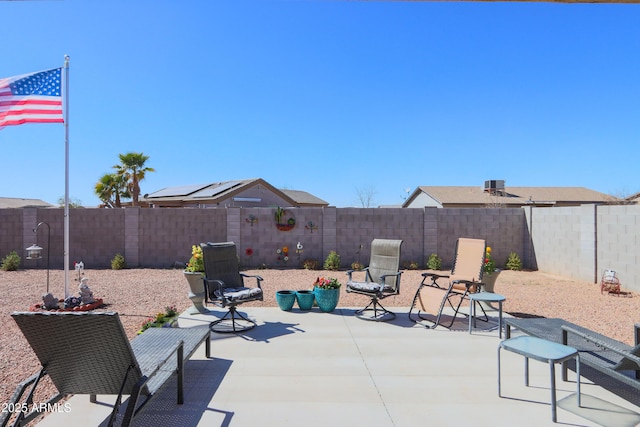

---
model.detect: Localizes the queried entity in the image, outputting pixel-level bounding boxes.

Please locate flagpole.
[63,55,70,298]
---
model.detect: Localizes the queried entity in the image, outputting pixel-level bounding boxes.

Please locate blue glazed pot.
[313,287,340,313]
[276,290,296,311]
[295,290,315,310]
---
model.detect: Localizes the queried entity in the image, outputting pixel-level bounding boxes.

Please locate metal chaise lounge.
[4,311,210,427]
[409,237,488,329]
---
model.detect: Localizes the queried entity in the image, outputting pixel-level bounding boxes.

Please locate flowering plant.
[483,246,496,274]
[138,305,179,334]
[185,245,204,273]
[276,246,289,263]
[313,276,341,289]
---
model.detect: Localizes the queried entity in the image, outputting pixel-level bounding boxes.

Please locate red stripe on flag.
[0,117,64,126]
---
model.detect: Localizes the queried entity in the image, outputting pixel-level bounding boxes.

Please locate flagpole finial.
[64,55,70,66]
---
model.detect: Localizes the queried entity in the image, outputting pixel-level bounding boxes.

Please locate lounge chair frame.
[409,238,488,329]
[5,311,210,427]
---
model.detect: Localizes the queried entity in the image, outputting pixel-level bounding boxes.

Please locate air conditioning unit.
[484,180,505,194]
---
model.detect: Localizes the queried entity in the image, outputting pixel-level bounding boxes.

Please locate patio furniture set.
[5,238,637,426]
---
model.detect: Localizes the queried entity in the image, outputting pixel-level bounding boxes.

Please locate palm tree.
[94,173,129,208]
[113,152,155,206]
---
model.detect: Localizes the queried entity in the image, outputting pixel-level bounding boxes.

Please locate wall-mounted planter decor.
[274,207,295,231]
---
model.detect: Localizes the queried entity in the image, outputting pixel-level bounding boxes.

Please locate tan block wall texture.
[2,205,639,292]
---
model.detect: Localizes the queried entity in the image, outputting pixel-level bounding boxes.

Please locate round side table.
[468,292,506,338]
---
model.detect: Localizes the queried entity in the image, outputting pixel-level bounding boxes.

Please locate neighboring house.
[0,197,54,208]
[403,180,619,208]
[627,192,640,204]
[143,178,329,208]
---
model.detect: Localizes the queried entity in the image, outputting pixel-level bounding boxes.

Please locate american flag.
[0,68,64,128]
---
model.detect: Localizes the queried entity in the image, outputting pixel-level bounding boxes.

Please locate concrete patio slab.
[34,307,640,427]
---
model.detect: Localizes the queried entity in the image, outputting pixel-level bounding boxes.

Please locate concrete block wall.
[3,205,638,292]
[527,206,583,279]
[435,208,526,270]
[596,204,640,291]
[235,207,327,269]
[335,208,426,268]
[71,208,125,268]
[525,204,640,292]
[138,208,227,268]
[0,209,24,260]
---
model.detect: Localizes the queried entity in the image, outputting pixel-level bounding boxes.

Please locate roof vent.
[484,180,505,195]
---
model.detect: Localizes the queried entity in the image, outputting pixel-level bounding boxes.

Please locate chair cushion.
[347,281,396,294]
[218,287,262,301]
[347,281,381,293]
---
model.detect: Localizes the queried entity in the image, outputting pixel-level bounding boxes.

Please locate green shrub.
[111,253,126,270]
[302,259,320,270]
[323,251,340,271]
[350,261,365,271]
[402,260,420,270]
[426,253,442,270]
[505,252,522,271]
[1,251,21,271]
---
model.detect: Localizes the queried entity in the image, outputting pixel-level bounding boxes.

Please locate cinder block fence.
[2,205,638,292]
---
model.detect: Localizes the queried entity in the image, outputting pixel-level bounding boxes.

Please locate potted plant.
[481,246,501,293]
[313,277,341,312]
[138,305,180,334]
[184,244,209,314]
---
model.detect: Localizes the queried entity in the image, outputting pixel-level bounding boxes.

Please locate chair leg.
[209,306,257,334]
[409,285,440,328]
[410,286,473,329]
[355,298,395,321]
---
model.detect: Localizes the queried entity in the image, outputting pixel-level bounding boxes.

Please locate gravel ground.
[1,267,638,420]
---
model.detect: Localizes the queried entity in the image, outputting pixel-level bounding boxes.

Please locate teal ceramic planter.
[314,287,340,312]
[295,290,315,310]
[276,290,296,311]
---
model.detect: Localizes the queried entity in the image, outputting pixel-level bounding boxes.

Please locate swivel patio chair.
[5,311,210,427]
[345,238,403,321]
[201,241,264,333]
[409,237,487,329]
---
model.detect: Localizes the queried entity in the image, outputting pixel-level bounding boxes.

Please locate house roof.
[279,189,329,206]
[404,186,619,208]
[0,197,55,209]
[144,178,329,207]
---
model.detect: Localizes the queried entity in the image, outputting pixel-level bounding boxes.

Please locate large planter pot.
[481,269,501,294]
[314,287,340,313]
[184,271,209,314]
[276,290,296,311]
[295,290,315,311]
[480,269,501,310]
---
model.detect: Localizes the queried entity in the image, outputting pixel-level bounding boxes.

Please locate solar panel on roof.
[192,180,243,198]
[147,184,211,198]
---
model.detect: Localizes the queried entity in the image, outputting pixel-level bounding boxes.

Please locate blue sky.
[1,0,639,207]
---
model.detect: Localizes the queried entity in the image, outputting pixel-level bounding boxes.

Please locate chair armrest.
[561,325,640,365]
[422,272,449,279]
[240,273,263,288]
[378,271,402,292]
[421,272,448,288]
[203,278,228,304]
[203,278,225,294]
[452,279,481,287]
[346,267,370,282]
[122,340,184,427]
